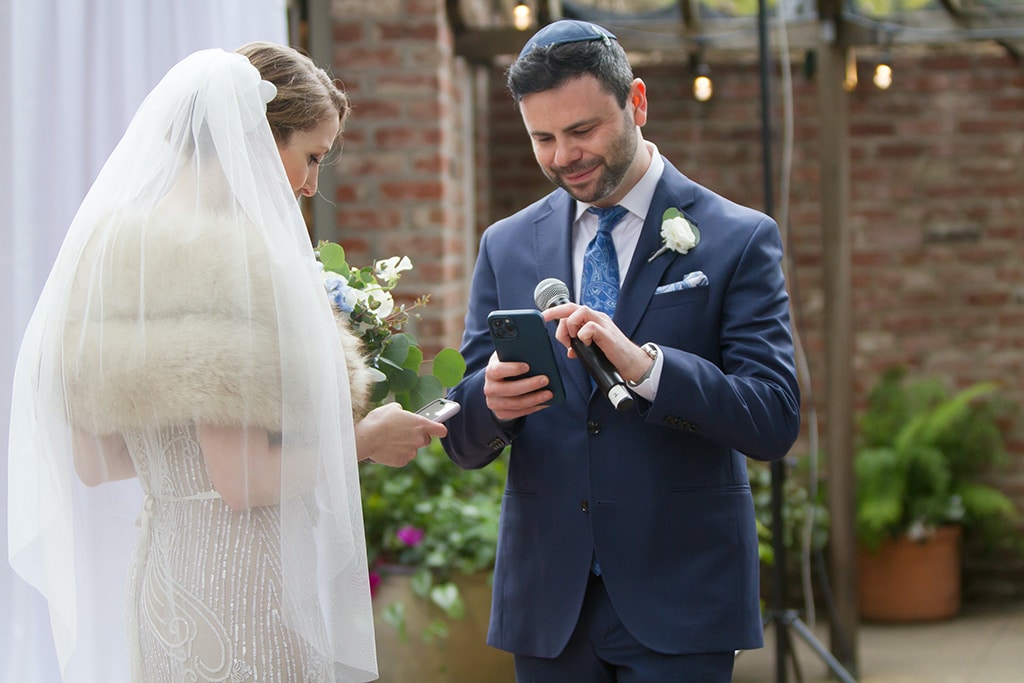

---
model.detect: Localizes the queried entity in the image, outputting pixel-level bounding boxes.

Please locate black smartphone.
[487,309,566,406]
[415,397,461,422]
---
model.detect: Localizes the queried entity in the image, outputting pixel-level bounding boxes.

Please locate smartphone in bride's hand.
[415,397,461,423]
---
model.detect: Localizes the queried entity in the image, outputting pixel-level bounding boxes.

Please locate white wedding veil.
[8,49,375,681]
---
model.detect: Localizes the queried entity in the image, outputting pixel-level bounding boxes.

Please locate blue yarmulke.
[517,19,617,60]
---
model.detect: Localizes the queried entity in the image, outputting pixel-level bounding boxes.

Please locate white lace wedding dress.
[124,424,331,683]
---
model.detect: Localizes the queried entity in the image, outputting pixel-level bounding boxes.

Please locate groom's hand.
[544,303,653,384]
[483,351,553,421]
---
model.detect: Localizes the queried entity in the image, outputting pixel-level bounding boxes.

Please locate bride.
[8,46,442,682]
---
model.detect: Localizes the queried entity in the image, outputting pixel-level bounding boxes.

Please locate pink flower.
[369,570,381,598]
[396,525,425,547]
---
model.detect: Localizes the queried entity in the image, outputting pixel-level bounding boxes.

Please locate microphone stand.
[756,1,856,681]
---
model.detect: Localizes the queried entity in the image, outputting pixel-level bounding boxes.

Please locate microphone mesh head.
[534,278,570,310]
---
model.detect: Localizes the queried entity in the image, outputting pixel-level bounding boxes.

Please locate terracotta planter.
[372,568,515,682]
[858,524,962,622]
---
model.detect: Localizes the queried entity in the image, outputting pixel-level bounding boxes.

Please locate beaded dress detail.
[124,424,330,682]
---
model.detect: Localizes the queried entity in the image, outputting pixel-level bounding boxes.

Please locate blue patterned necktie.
[581,205,629,316]
[581,205,627,577]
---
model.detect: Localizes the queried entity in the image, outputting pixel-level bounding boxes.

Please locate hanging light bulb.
[513,4,531,31]
[693,62,713,102]
[873,28,894,90]
[873,57,893,90]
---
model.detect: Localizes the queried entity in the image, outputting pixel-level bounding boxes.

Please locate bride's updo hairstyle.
[236,41,350,145]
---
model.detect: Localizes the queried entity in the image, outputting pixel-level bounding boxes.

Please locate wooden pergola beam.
[816,0,858,676]
[679,0,700,31]
[453,8,1024,63]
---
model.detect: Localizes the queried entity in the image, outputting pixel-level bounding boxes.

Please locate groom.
[442,19,800,682]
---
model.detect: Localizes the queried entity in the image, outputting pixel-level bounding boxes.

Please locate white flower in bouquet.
[345,285,395,324]
[375,256,413,284]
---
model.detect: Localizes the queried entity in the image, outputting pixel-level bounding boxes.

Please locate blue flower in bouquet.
[321,268,354,313]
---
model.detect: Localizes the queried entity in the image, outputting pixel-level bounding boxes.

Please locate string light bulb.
[873,28,894,90]
[513,4,531,31]
[692,62,713,102]
[873,58,893,90]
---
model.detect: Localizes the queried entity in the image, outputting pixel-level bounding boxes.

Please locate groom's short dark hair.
[506,20,634,109]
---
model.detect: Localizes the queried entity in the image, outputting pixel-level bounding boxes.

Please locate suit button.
[581,500,589,513]
[587,420,600,434]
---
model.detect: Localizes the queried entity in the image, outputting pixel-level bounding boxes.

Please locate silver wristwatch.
[627,342,659,388]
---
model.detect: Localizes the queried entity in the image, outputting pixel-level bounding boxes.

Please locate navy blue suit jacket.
[442,158,800,658]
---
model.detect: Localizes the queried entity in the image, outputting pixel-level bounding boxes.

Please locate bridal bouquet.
[315,240,464,409]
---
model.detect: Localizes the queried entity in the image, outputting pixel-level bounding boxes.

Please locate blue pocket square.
[655,271,709,294]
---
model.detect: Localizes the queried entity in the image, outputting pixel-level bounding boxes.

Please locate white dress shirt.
[571,142,665,400]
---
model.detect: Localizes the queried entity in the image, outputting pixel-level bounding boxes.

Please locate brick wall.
[484,43,1024,596]
[326,0,470,354]
[319,5,1023,595]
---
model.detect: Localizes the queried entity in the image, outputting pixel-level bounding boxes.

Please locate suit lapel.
[616,160,698,339]
[533,193,593,403]
[534,194,574,295]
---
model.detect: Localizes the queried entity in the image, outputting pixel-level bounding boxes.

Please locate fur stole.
[62,209,375,434]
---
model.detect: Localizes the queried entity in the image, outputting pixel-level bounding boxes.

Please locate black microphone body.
[534,278,634,412]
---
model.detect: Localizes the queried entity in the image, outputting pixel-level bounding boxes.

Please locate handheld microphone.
[534,278,634,412]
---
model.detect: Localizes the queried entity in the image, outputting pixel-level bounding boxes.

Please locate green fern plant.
[855,367,1018,551]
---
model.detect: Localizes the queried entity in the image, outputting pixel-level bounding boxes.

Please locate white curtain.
[0,2,288,680]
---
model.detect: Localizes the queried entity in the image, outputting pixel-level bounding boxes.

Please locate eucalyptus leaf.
[382,333,413,366]
[317,242,347,274]
[408,376,444,411]
[431,347,467,387]
[381,363,419,393]
[403,345,424,372]
[369,380,390,405]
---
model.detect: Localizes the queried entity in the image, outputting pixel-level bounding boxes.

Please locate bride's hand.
[354,402,447,467]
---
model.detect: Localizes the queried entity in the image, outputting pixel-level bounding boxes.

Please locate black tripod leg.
[786,630,806,683]
[765,612,807,683]
[785,614,858,683]
[768,456,859,683]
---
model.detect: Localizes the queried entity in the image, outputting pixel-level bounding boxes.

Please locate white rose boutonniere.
[648,208,700,262]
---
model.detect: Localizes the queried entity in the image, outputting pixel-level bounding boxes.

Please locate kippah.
[517,19,617,60]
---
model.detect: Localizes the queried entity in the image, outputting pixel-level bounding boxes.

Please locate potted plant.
[855,366,1018,622]
[317,241,511,680]
[360,441,512,680]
